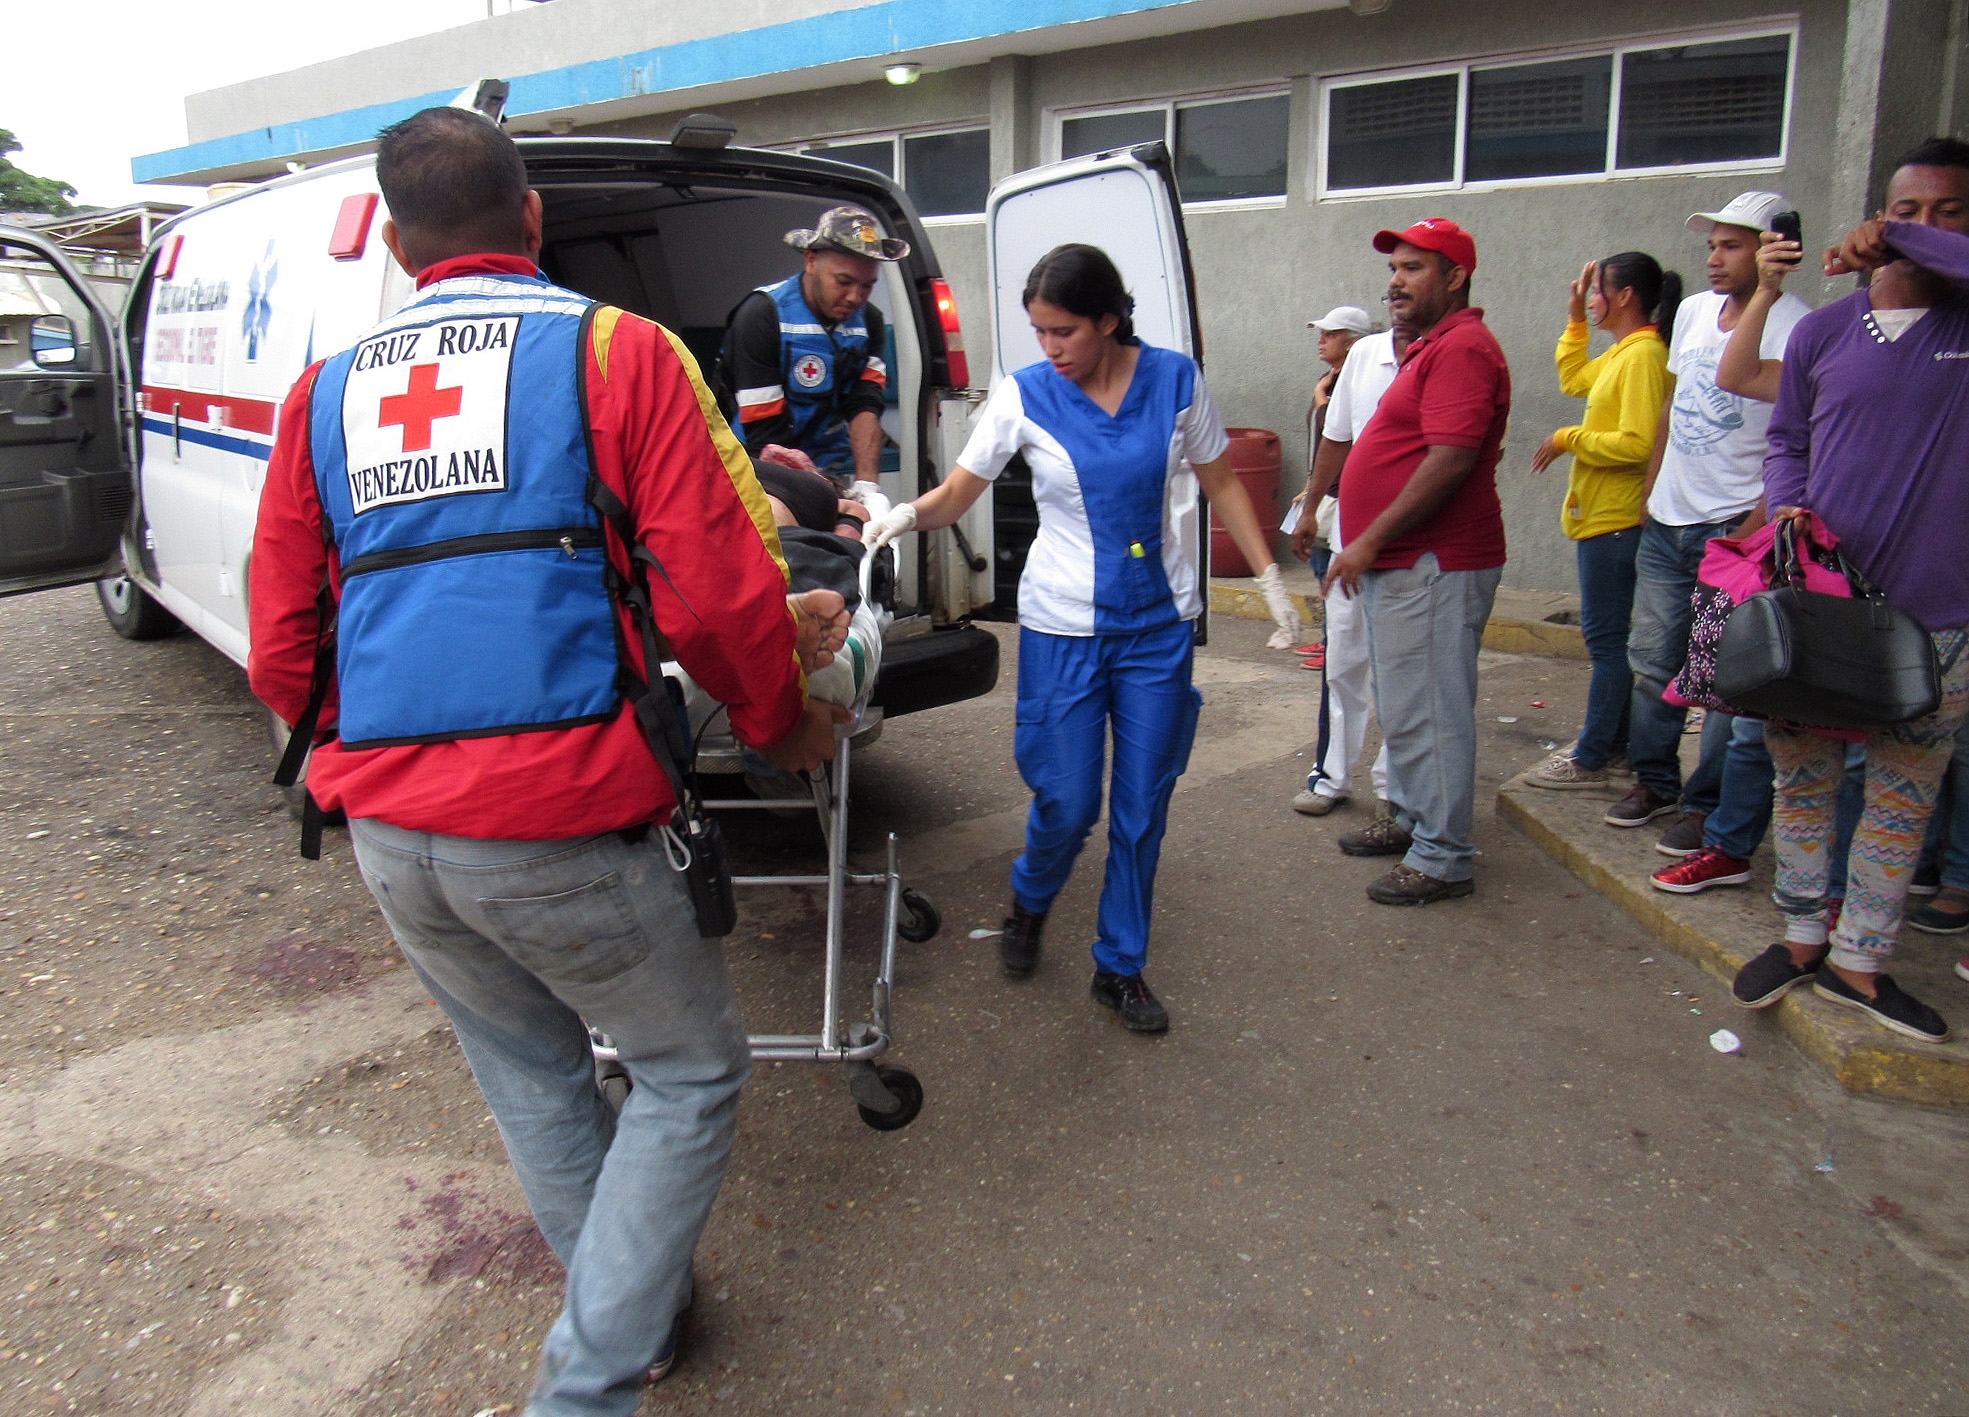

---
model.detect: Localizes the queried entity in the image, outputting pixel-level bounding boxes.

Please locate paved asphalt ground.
[2,584,1966,1417]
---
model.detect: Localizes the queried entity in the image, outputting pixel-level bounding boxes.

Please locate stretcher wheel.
[855,1066,923,1131]
[897,889,941,943]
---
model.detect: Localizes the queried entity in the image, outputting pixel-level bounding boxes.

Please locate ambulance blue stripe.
[132,0,1208,182]
[142,418,274,462]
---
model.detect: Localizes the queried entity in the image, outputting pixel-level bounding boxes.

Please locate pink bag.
[1667,514,1853,714]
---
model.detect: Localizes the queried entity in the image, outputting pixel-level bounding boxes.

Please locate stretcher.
[591,489,939,1130]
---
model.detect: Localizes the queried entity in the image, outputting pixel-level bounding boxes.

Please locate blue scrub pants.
[1011,620,1203,977]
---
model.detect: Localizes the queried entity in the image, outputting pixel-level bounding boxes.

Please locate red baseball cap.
[1372,217,1477,274]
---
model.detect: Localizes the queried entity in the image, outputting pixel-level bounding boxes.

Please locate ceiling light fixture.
[885,62,922,85]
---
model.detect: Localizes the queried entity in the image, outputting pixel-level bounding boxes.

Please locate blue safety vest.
[760,274,871,468]
[307,273,621,749]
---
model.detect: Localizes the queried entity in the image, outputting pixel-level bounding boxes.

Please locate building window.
[1056,91,1291,205]
[1319,26,1793,196]
[800,126,990,218]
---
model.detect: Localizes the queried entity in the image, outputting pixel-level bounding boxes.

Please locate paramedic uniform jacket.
[721,275,887,468]
[249,254,806,840]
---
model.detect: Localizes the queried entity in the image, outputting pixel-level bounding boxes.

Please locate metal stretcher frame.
[592,547,934,1130]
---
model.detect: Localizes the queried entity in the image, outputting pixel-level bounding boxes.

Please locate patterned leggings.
[1767,629,1969,972]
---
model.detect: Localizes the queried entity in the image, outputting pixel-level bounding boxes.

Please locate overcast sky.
[6,0,527,209]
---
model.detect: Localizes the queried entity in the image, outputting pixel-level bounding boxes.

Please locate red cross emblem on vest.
[378,362,464,452]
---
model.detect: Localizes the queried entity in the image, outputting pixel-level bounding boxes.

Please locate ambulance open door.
[0,224,134,599]
[981,142,1208,636]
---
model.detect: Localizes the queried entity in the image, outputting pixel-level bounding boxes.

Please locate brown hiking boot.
[1365,862,1474,906]
[1338,815,1413,858]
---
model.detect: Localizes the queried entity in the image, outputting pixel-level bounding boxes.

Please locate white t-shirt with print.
[1649,288,1811,526]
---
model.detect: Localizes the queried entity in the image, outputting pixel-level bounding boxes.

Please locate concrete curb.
[1208,580,1588,660]
[1497,777,1969,1108]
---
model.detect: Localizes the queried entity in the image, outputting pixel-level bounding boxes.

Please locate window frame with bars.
[1316,22,1798,201]
[1048,86,1296,213]
[788,123,994,224]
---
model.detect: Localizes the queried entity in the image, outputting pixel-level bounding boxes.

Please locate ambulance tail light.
[930,277,969,389]
[156,234,183,281]
[329,194,378,260]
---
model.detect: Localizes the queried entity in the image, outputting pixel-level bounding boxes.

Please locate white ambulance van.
[0,126,1205,767]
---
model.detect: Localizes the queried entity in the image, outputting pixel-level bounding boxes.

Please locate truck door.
[0,226,132,598]
[981,142,1207,631]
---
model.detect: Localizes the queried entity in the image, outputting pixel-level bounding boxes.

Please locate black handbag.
[1714,520,1940,730]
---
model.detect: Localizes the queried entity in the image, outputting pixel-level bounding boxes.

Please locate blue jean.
[1572,526,1640,770]
[349,819,751,1417]
[1626,515,1741,809]
[1916,718,1969,890]
[1361,553,1503,883]
[1012,620,1202,977]
[1705,716,1866,895]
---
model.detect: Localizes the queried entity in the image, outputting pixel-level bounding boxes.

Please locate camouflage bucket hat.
[784,205,910,261]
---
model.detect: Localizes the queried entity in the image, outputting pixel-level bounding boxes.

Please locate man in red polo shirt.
[1322,218,1510,905]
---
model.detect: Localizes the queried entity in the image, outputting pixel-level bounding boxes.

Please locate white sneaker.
[1291,788,1347,816]
[1525,753,1610,791]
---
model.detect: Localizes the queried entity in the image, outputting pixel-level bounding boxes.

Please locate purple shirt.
[1764,221,1969,630]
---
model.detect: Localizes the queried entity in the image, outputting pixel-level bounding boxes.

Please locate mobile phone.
[1768,210,1803,245]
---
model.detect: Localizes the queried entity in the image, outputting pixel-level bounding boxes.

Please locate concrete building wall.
[168,0,1969,590]
[586,0,1905,589]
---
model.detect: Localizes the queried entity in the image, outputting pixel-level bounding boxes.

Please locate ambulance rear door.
[981,142,1207,634]
[0,225,133,599]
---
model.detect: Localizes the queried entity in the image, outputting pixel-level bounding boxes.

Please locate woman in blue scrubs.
[867,245,1292,1032]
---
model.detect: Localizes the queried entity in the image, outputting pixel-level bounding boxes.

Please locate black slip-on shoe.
[1000,904,1046,977]
[1090,970,1169,1033]
[1908,895,1969,935]
[1812,966,1950,1043]
[1732,943,1820,1009]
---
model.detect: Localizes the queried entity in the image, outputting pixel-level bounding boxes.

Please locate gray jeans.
[349,819,751,1417]
[1361,553,1503,882]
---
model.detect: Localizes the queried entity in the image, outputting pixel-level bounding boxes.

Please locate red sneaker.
[1651,846,1753,894]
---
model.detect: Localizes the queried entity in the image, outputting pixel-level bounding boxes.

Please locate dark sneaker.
[1908,892,1969,935]
[999,904,1046,977]
[1732,943,1820,1008]
[1910,863,1942,897]
[1652,846,1752,894]
[1605,784,1679,828]
[1654,811,1708,857]
[1338,815,1413,858]
[1365,862,1474,906]
[646,1303,688,1384]
[1812,966,1950,1043]
[1090,970,1169,1033]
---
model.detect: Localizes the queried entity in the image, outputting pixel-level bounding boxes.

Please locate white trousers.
[1309,578,1388,801]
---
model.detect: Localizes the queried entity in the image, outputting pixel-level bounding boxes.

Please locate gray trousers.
[1361,553,1502,882]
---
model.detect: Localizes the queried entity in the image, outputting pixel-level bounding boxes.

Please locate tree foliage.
[0,129,78,216]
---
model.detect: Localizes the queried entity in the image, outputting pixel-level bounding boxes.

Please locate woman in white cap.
[866,244,1295,1033]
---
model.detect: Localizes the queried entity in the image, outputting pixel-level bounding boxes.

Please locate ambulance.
[0,117,1205,771]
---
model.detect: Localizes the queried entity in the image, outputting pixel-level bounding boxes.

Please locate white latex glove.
[865,501,917,551]
[1256,562,1303,650]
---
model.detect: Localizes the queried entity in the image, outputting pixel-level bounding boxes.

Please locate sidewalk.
[1209,562,1587,658]
[1498,767,1969,1108]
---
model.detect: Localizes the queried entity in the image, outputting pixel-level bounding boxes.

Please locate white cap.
[1308,305,1373,335]
[1686,190,1789,234]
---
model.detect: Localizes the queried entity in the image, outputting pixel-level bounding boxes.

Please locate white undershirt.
[1870,306,1930,341]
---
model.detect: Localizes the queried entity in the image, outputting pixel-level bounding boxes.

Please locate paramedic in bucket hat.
[248,107,849,1412]
[718,204,911,482]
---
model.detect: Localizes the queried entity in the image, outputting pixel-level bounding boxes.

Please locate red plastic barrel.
[1209,427,1280,578]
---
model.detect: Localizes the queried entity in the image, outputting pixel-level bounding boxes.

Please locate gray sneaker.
[1291,788,1347,816]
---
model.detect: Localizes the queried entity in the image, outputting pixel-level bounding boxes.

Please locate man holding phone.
[1606,191,1813,851]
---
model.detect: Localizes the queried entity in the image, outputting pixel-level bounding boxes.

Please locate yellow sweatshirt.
[1551,321,1673,540]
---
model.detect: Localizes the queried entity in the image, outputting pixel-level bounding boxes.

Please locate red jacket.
[248,254,805,839]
